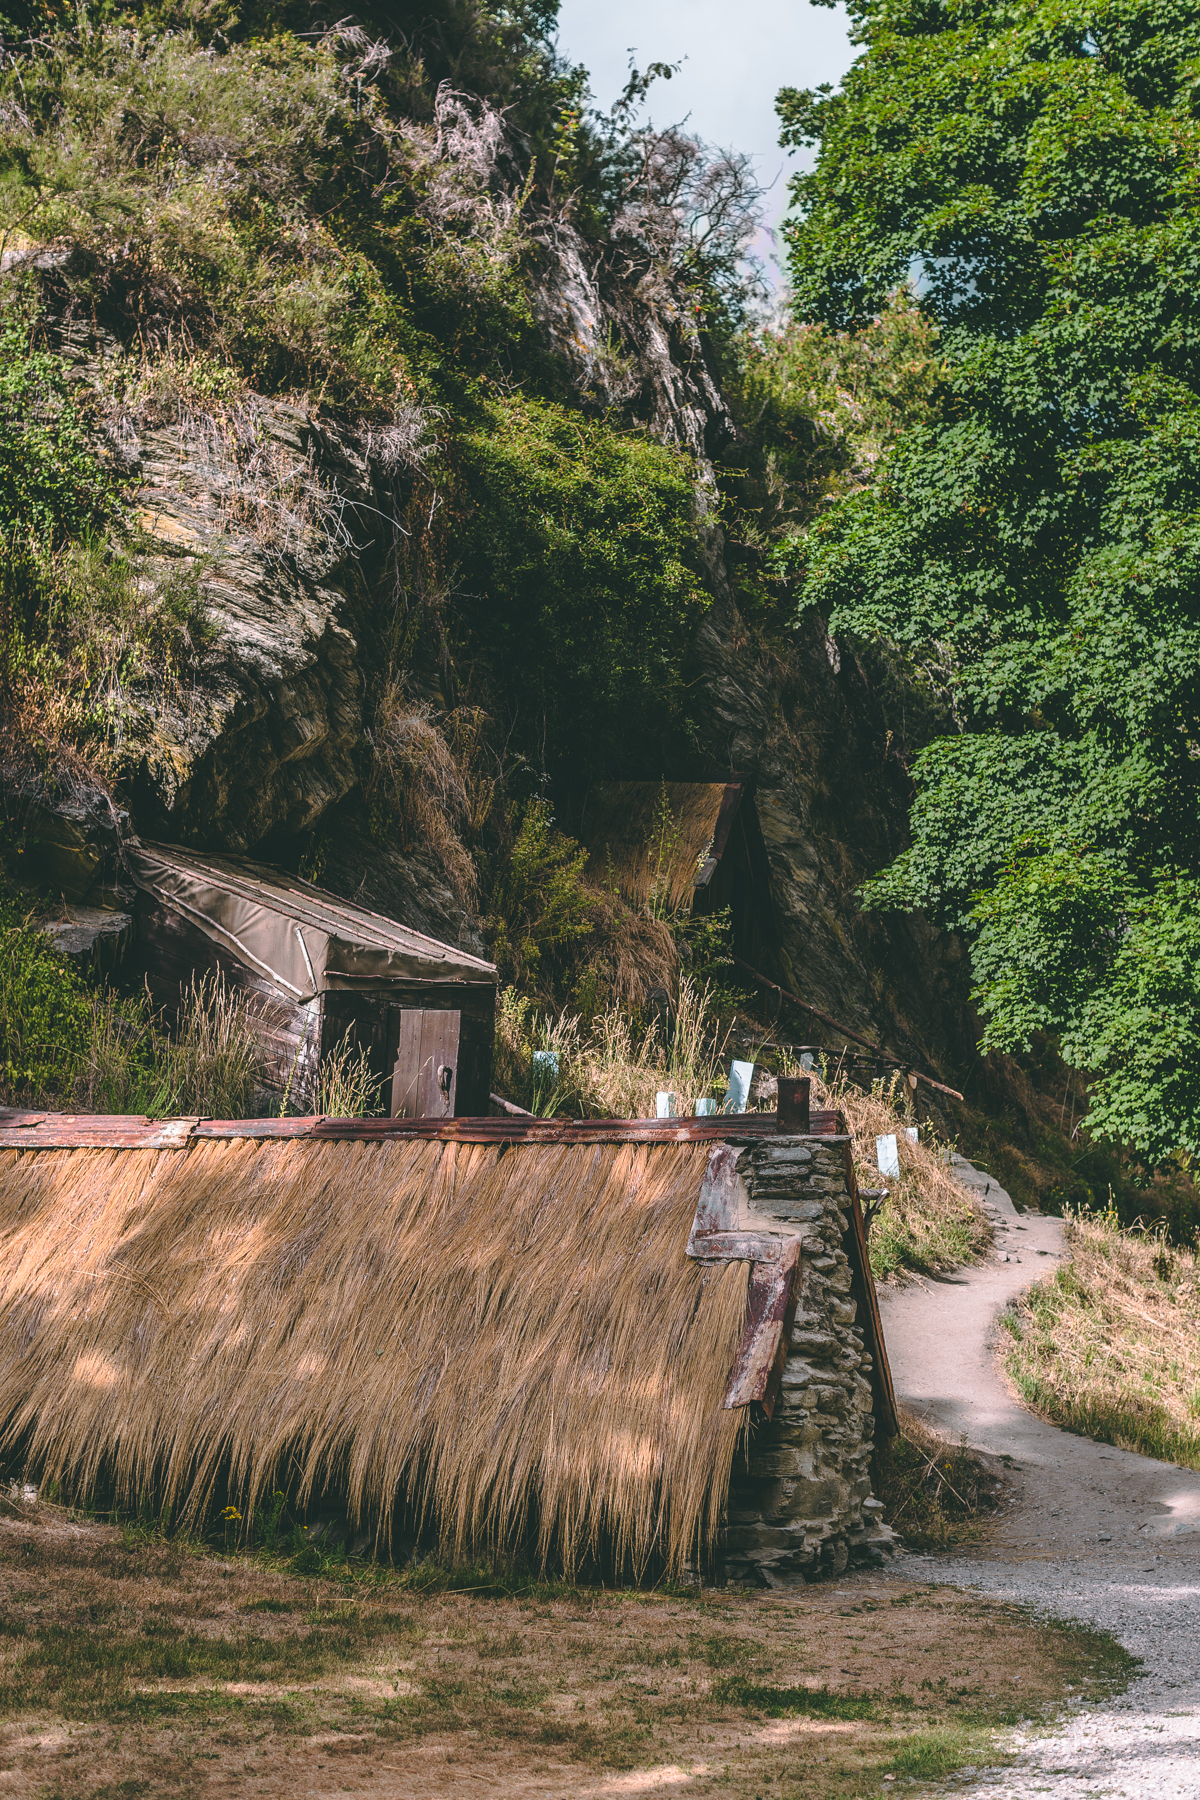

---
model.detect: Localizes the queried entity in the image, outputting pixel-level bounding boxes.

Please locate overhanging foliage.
[780,0,1200,1159]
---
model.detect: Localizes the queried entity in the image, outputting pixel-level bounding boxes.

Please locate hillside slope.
[0,4,979,1095]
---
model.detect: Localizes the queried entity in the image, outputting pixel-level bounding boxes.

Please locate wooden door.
[390,1009,462,1118]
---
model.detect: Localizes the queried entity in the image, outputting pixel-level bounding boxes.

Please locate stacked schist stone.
[721,1133,897,1585]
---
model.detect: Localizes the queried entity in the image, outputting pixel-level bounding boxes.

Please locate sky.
[553,0,856,281]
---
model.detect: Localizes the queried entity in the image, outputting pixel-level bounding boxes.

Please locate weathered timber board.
[723,1238,802,1415]
[839,1140,899,1438]
[0,1110,845,1150]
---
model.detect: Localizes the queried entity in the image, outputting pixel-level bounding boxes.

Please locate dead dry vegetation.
[801,1065,993,1281]
[0,1502,1135,1800]
[1003,1209,1200,1471]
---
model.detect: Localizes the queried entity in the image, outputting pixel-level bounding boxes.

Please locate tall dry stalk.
[160,973,264,1118]
[315,1027,382,1118]
[495,977,730,1119]
[74,973,264,1119]
[788,1055,991,1279]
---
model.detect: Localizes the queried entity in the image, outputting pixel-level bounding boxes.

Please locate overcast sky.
[553,0,856,281]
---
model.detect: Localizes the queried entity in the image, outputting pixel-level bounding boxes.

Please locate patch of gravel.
[875,1157,1200,1797]
[888,1549,1200,1797]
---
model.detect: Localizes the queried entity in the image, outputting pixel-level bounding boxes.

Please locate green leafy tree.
[455,394,706,774]
[779,0,1200,1158]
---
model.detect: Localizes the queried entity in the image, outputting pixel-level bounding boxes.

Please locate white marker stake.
[725,1061,754,1114]
[876,1133,900,1178]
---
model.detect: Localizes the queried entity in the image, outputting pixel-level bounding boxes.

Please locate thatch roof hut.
[0,1105,895,1581]
[127,842,497,1115]
[576,781,779,974]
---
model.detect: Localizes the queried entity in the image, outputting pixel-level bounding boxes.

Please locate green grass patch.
[884,1724,983,1778]
[716,1677,876,1720]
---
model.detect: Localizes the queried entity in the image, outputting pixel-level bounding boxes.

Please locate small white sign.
[656,1091,675,1119]
[695,1097,718,1116]
[876,1133,900,1178]
[725,1060,754,1114]
[905,1125,919,1145]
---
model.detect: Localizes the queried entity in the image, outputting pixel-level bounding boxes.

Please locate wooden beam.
[722,1238,802,1416]
[0,1108,848,1151]
[838,1141,900,1438]
[689,1231,782,1263]
[686,1143,740,1249]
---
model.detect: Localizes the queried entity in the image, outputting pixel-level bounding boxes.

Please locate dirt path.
[876,1156,1200,1795]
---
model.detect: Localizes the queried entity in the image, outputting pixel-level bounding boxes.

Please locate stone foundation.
[720,1134,896,1585]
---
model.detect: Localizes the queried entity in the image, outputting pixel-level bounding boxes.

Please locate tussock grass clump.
[494,976,730,1118]
[313,1025,381,1119]
[800,1064,992,1279]
[0,900,265,1119]
[872,1406,1003,1551]
[1004,1209,1200,1469]
[74,972,263,1119]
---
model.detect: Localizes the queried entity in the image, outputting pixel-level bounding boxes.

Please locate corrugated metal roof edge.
[131,840,497,978]
[0,1109,845,1148]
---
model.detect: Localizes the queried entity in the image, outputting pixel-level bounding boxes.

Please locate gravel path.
[875,1157,1200,1797]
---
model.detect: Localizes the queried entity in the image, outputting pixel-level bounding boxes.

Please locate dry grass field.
[0,1498,1135,1800]
[1003,1209,1200,1470]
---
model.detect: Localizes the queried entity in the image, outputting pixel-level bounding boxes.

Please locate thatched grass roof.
[0,1137,748,1573]
[578,782,737,914]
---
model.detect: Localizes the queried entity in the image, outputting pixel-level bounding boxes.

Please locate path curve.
[875,1156,1200,1797]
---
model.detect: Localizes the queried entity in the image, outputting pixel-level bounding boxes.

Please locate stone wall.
[721,1134,896,1585]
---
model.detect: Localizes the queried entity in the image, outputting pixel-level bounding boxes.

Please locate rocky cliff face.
[6,114,972,1080]
[9,298,481,953]
[689,561,973,1083]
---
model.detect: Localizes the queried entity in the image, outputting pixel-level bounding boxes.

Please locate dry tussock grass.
[580,781,728,912]
[365,681,479,906]
[872,1405,1004,1552]
[1003,1211,1200,1469]
[495,978,729,1118]
[798,1064,991,1280]
[0,1137,747,1574]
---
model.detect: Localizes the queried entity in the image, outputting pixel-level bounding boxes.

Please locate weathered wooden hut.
[576,780,780,974]
[127,842,497,1116]
[0,1096,897,1584]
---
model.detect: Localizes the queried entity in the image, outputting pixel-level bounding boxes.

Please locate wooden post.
[775,1076,810,1133]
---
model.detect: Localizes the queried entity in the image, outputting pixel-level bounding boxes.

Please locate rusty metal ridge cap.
[0,1110,849,1150]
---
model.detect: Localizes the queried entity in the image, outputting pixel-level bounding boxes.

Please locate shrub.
[453,395,706,776]
[485,799,677,1012]
[0,315,113,553]
[0,897,93,1099]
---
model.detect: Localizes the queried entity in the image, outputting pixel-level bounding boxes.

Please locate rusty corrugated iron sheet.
[0,1107,844,1150]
